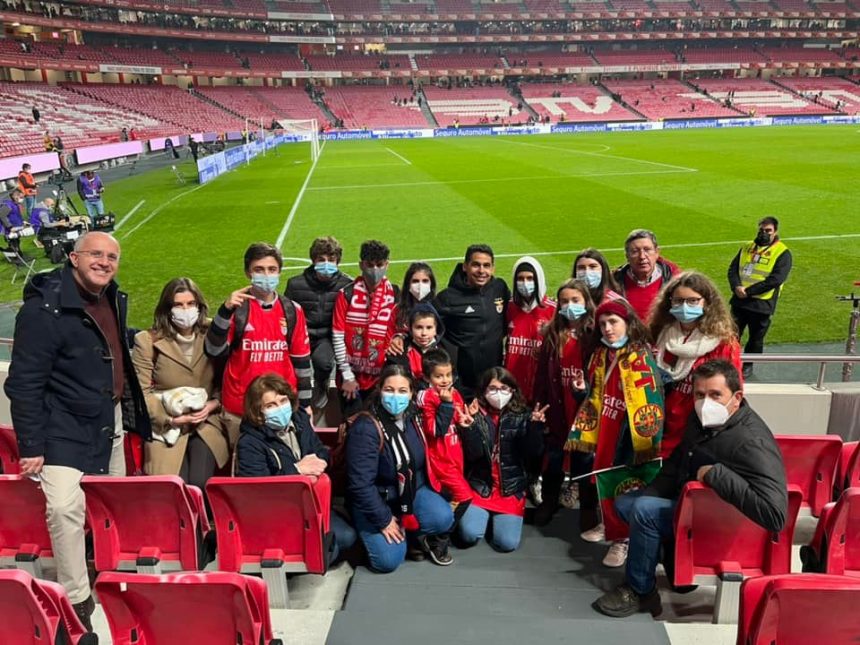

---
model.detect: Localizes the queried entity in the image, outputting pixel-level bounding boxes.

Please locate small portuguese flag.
[596,460,662,541]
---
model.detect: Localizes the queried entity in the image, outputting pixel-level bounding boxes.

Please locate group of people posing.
[5,221,792,630]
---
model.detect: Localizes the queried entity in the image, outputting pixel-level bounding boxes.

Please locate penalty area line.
[385,147,413,166]
[114,199,145,231]
[275,140,326,249]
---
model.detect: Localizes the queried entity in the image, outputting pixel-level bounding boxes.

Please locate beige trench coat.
[132,327,233,475]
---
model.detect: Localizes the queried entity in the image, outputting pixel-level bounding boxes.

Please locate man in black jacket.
[434,244,510,400]
[286,236,352,414]
[593,360,787,618]
[4,231,151,632]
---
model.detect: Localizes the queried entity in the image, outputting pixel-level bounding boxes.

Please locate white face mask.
[694,397,732,428]
[171,306,199,330]
[485,390,512,410]
[410,281,431,301]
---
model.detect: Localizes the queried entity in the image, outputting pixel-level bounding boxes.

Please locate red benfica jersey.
[221,299,310,415]
[504,298,556,402]
[559,337,586,430]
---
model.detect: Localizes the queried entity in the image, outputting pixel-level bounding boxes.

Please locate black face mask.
[754,231,772,246]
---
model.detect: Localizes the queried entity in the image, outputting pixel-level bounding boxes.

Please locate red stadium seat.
[673,482,802,623]
[736,574,860,645]
[836,441,860,495]
[206,474,333,608]
[0,569,95,645]
[95,571,281,645]
[775,435,842,516]
[804,487,860,578]
[0,475,53,578]
[315,426,340,449]
[0,425,19,474]
[81,475,210,575]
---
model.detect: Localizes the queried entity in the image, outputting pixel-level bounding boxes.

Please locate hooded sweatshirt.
[434,264,510,397]
[505,256,556,403]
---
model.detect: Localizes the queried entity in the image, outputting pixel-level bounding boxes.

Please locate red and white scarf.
[344,277,397,378]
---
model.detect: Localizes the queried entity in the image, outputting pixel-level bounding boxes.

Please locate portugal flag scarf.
[565,345,664,464]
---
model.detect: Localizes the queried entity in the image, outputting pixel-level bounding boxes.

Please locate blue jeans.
[615,491,676,595]
[23,195,35,217]
[84,199,105,223]
[458,504,524,553]
[352,486,454,574]
[330,512,357,564]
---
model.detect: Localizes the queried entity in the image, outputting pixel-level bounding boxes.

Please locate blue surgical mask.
[381,392,410,416]
[601,335,628,349]
[560,303,587,321]
[251,273,280,294]
[264,403,293,430]
[576,269,602,289]
[516,280,535,298]
[670,303,704,324]
[314,261,338,277]
[363,266,387,285]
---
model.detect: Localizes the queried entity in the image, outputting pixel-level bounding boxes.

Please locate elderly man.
[4,231,151,631]
[612,229,679,322]
[593,360,787,618]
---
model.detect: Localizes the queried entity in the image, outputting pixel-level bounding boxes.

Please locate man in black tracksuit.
[434,244,510,400]
[286,236,352,412]
[594,360,787,618]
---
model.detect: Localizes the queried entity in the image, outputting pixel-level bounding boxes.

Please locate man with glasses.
[727,217,792,378]
[4,231,151,632]
[612,229,679,322]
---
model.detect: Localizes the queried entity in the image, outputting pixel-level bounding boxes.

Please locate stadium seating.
[251,86,331,123]
[602,78,740,119]
[95,571,281,645]
[672,481,802,623]
[682,47,769,64]
[172,50,245,71]
[775,76,860,114]
[206,475,333,607]
[327,0,383,13]
[691,78,833,116]
[506,51,596,68]
[762,46,844,63]
[592,48,678,66]
[243,52,306,71]
[836,441,860,493]
[415,54,506,70]
[306,53,412,72]
[519,81,640,121]
[81,475,210,574]
[324,86,429,129]
[423,85,523,126]
[695,0,736,9]
[737,574,860,645]
[774,434,842,516]
[734,0,773,11]
[0,569,95,645]
[0,424,19,474]
[771,0,813,10]
[804,487,860,577]
[197,86,280,122]
[99,45,181,68]
[0,475,54,578]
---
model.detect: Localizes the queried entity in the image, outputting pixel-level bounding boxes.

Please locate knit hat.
[594,299,632,323]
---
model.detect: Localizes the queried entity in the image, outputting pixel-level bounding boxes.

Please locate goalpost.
[277,118,321,162]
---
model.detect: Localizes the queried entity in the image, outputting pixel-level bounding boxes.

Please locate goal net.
[277,118,320,162]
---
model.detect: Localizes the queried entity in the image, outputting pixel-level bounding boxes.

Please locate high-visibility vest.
[738,240,788,301]
[17,172,36,196]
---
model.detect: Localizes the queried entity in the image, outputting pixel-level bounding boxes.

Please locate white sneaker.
[602,540,629,568]
[580,522,606,543]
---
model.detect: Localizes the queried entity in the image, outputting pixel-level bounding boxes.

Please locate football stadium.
[0,1,858,643]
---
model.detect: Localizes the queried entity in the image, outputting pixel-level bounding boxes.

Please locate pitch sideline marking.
[275,140,327,249]
[114,199,145,231]
[496,137,699,172]
[385,147,413,166]
[120,186,205,239]
[280,233,860,270]
[307,168,692,191]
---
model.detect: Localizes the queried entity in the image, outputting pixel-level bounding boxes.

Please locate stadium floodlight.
[277,118,320,163]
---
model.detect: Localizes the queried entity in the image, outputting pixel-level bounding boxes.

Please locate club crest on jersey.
[279,318,288,337]
[351,329,365,352]
[494,298,504,314]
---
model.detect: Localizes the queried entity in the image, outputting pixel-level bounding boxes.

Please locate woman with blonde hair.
[649,271,741,458]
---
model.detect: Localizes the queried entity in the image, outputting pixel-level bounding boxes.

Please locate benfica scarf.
[345,277,397,378]
[565,345,663,464]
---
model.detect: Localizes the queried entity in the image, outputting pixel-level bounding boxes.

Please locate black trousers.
[732,306,773,358]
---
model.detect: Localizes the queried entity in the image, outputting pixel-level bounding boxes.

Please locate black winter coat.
[4,266,151,473]
[286,267,352,342]
[644,400,788,532]
[235,407,329,477]
[434,264,510,396]
[461,409,544,498]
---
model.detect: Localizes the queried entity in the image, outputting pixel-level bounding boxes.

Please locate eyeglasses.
[487,386,513,395]
[76,250,120,263]
[670,297,704,307]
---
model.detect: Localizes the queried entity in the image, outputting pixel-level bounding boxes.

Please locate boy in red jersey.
[332,240,399,417]
[504,256,556,404]
[386,303,459,386]
[206,242,312,445]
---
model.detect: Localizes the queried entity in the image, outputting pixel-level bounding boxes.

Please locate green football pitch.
[4,125,858,344]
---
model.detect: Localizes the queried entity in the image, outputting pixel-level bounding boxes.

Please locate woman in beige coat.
[133,277,231,488]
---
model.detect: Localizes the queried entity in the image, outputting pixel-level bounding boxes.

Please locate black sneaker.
[406,539,426,562]
[419,534,454,566]
[533,501,559,527]
[72,595,96,632]
[592,584,661,618]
